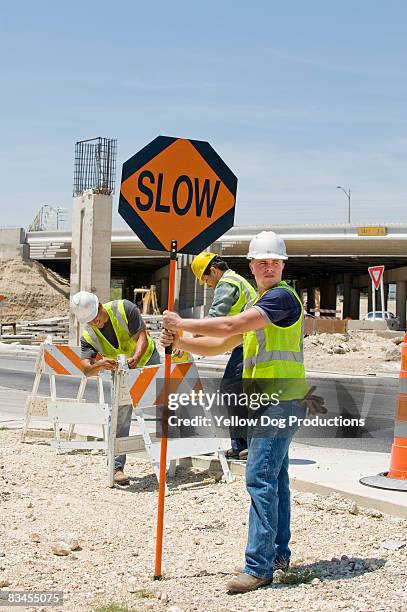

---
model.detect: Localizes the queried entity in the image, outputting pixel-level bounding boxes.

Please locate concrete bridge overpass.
[3,223,403,328]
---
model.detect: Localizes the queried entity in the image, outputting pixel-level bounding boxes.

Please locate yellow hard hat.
[191,251,217,284]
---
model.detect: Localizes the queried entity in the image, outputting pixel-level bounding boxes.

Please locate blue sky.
[1,0,406,229]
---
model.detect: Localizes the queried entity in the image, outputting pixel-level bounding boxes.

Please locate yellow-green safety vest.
[217,270,257,316]
[243,281,307,400]
[82,300,155,366]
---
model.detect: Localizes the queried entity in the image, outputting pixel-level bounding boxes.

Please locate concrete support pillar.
[328,284,337,311]
[343,274,352,319]
[320,281,337,311]
[396,281,407,330]
[178,254,192,311]
[319,281,328,310]
[69,191,112,345]
[383,284,389,311]
[152,263,171,311]
[350,287,361,320]
[306,277,316,314]
[160,278,169,311]
[121,278,131,302]
[367,286,373,313]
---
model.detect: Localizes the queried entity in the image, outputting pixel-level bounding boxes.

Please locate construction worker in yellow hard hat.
[191,251,257,459]
[191,252,219,286]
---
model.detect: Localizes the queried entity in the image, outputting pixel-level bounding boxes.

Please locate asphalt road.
[0,355,397,453]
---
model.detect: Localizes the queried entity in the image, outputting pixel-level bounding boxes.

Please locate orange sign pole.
[119,136,238,578]
[154,239,177,580]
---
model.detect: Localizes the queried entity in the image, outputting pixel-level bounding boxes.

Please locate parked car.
[364,311,401,330]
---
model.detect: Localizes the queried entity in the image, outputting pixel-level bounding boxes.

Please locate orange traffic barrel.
[387,338,407,479]
[360,332,407,491]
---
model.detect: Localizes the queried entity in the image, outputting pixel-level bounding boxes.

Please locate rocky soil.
[0,259,69,322]
[304,331,405,374]
[0,430,406,611]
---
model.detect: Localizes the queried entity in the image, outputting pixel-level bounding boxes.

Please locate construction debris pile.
[0,259,70,323]
[304,331,404,373]
[9,316,69,344]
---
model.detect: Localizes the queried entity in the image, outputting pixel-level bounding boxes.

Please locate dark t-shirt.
[80,300,145,360]
[253,287,301,327]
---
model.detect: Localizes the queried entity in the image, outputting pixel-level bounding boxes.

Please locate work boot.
[226,572,272,593]
[114,469,130,486]
[238,449,248,460]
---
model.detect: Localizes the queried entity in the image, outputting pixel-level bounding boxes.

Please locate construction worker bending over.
[191,252,256,459]
[161,231,309,594]
[71,291,160,486]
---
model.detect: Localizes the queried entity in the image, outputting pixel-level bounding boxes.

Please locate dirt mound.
[304,331,403,373]
[0,259,69,322]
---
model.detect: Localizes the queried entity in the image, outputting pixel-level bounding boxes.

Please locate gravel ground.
[0,429,406,612]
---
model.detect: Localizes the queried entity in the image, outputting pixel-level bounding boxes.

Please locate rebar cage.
[73,137,117,196]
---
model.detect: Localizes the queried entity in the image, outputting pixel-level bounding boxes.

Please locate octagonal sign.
[119,136,237,254]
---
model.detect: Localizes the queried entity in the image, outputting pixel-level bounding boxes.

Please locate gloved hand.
[299,386,327,416]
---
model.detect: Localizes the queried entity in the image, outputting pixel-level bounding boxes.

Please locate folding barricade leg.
[217,450,234,484]
[22,346,46,441]
[39,344,109,453]
[22,340,61,441]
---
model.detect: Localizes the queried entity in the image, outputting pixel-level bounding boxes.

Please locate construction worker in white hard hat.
[71,291,160,486]
[191,251,256,459]
[161,231,318,594]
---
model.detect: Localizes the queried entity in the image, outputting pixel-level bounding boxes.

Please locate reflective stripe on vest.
[243,282,307,399]
[217,270,257,316]
[83,300,155,366]
[244,323,304,371]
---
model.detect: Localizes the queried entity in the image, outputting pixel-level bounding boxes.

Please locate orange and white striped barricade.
[22,341,108,452]
[360,332,407,491]
[107,359,232,488]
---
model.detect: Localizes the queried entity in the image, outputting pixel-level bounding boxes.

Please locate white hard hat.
[70,291,99,323]
[247,231,288,260]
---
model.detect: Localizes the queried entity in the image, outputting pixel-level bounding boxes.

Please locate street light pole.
[336,186,351,224]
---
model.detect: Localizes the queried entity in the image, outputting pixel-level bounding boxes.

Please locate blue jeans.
[244,400,301,579]
[114,348,161,470]
[222,345,247,453]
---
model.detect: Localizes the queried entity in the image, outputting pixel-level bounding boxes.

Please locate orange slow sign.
[119,136,237,254]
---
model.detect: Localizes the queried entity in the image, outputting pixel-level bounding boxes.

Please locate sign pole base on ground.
[154,240,177,580]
